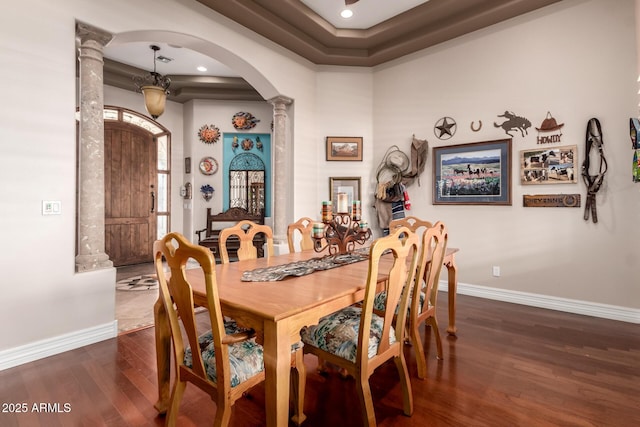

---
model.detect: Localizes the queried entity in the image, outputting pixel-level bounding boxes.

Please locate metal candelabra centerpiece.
[313,212,371,255]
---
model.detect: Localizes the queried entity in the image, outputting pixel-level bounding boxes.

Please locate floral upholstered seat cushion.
[300,306,395,363]
[184,320,303,388]
[183,320,263,388]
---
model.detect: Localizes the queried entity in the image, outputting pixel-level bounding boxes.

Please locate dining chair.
[389,216,433,234]
[219,220,274,264]
[389,217,448,379]
[154,232,306,426]
[287,217,315,253]
[300,227,419,427]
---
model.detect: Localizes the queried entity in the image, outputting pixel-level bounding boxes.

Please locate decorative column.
[268,95,293,247]
[75,22,114,272]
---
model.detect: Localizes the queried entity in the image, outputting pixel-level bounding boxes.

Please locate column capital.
[76,21,113,47]
[268,95,293,108]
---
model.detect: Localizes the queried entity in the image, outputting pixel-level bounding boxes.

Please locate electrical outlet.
[492,266,500,277]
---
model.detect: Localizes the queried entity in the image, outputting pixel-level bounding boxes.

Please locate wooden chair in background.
[287,217,315,253]
[300,227,419,427]
[219,220,274,264]
[390,219,449,380]
[154,232,305,426]
[389,216,433,235]
[413,222,449,379]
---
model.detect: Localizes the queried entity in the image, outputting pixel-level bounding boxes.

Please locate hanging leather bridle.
[581,118,607,223]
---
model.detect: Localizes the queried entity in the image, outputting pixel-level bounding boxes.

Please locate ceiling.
[102,0,561,103]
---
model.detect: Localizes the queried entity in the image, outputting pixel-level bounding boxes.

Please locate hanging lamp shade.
[133,45,171,119]
[140,85,167,119]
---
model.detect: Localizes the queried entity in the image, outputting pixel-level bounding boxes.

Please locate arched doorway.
[106,31,292,245]
[103,106,170,266]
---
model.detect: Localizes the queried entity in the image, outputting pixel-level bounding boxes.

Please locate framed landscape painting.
[433,139,512,205]
[326,136,363,161]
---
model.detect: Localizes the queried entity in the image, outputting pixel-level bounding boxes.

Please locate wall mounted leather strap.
[581,118,607,223]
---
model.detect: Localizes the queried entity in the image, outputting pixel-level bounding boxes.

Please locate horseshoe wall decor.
[470,120,482,132]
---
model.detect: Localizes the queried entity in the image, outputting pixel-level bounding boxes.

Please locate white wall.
[295,67,375,222]
[373,0,640,309]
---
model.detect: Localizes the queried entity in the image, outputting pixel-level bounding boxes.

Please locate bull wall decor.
[494,111,531,138]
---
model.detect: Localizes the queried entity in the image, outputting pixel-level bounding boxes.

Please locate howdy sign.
[523,194,581,207]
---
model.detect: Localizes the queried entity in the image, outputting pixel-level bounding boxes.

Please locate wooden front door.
[105,122,157,266]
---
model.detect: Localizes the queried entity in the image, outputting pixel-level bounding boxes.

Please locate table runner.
[242,249,370,282]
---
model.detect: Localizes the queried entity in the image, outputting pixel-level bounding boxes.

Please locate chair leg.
[410,321,428,380]
[355,377,376,427]
[214,395,233,427]
[290,350,307,426]
[165,380,186,427]
[427,316,443,360]
[393,354,414,417]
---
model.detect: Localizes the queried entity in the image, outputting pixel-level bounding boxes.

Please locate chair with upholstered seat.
[300,227,419,427]
[389,218,448,380]
[287,217,316,253]
[153,232,305,426]
[409,221,448,379]
[219,220,274,264]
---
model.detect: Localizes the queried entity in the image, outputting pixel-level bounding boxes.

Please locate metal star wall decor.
[434,116,457,140]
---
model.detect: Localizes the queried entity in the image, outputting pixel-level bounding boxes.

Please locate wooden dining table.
[153,246,459,427]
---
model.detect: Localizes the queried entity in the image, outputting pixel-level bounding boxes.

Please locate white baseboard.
[442,281,640,324]
[0,321,118,371]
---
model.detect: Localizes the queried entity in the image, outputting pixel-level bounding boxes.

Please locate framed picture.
[520,145,578,184]
[185,157,191,174]
[433,138,512,205]
[329,177,361,211]
[326,136,363,161]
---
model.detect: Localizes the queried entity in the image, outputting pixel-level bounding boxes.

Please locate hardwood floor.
[0,294,638,426]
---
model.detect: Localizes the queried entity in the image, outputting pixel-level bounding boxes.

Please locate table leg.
[153,296,171,413]
[444,253,458,336]
[263,320,292,427]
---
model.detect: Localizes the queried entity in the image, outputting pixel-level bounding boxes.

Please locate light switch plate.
[42,200,62,215]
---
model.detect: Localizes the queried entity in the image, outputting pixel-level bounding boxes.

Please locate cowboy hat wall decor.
[536,112,564,144]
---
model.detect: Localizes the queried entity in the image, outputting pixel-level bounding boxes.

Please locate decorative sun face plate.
[199,156,218,175]
[232,111,260,130]
[198,124,221,144]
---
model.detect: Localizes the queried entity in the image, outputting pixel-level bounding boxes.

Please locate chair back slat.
[389,216,433,235]
[415,221,448,314]
[219,220,274,263]
[287,217,315,253]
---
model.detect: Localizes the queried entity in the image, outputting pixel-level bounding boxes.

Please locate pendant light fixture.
[133,45,171,119]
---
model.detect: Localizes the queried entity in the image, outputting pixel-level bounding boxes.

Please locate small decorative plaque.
[523,194,581,207]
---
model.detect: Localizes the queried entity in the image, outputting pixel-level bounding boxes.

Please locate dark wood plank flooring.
[0,294,638,426]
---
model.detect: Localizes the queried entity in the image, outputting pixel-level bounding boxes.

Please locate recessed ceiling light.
[197,66,207,72]
[340,9,353,19]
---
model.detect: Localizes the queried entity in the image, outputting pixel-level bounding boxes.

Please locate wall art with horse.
[433,139,512,205]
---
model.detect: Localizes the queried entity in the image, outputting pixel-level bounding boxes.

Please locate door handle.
[150,191,155,213]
